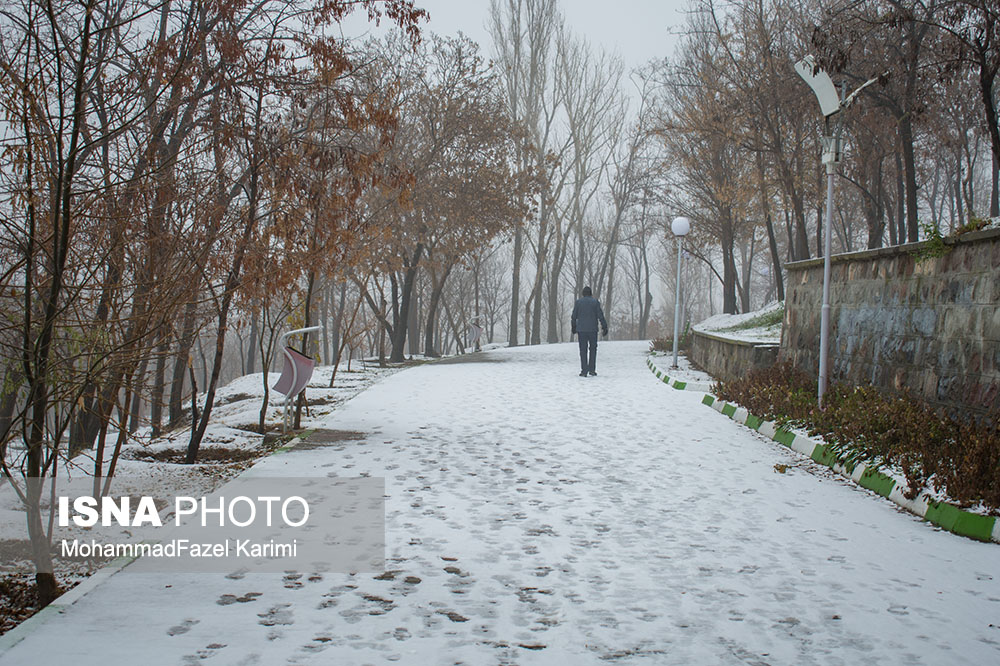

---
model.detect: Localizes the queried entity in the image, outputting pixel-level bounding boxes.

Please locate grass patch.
[715,306,784,333]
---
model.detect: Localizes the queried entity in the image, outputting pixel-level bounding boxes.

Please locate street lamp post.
[671,216,691,369]
[794,55,876,408]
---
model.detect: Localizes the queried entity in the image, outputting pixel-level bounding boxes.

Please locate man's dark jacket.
[571,296,608,334]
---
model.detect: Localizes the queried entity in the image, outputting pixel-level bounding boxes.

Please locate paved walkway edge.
[643,357,999,544]
[645,356,713,392]
[0,432,311,655]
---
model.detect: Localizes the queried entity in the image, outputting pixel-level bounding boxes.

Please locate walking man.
[571,286,608,377]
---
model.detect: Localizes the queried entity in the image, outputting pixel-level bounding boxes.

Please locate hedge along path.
[645,356,1000,544]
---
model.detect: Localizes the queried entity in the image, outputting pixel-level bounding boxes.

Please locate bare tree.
[489,0,560,346]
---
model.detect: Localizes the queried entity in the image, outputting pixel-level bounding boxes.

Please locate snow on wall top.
[693,300,783,345]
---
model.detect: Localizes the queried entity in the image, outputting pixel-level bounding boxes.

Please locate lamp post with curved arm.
[794,55,876,408]
[671,216,691,369]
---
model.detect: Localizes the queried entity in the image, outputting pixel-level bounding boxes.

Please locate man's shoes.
[588,371,597,376]
[579,371,588,377]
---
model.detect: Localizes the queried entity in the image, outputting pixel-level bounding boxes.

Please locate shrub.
[714,361,816,425]
[715,362,1000,513]
[649,325,691,354]
[955,215,991,236]
[649,337,672,353]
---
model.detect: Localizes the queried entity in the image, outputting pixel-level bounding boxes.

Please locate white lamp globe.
[671,216,691,237]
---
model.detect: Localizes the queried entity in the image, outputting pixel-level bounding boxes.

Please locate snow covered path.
[5,341,1000,665]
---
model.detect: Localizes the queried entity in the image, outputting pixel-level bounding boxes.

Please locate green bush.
[715,362,1000,513]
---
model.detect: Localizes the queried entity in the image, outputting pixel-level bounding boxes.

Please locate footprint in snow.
[181,643,226,664]
[258,604,294,626]
[300,636,334,653]
[167,618,199,636]
[216,592,262,605]
[438,610,469,623]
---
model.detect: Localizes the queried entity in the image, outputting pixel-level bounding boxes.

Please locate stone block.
[970,274,989,304]
[990,240,1000,269]
[982,307,1000,341]
[967,345,984,374]
[914,257,937,276]
[942,307,971,337]
[980,340,999,374]
[910,307,938,337]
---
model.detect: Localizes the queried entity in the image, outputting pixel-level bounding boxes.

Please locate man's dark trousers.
[578,331,598,373]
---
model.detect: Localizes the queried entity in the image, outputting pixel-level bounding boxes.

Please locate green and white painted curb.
[645,356,712,392]
[643,356,999,544]
[700,393,1000,544]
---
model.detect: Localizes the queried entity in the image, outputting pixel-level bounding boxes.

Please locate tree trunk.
[777,160,810,261]
[755,152,784,301]
[508,225,522,347]
[332,282,347,369]
[168,300,198,429]
[378,294,387,365]
[294,269,317,429]
[895,151,906,244]
[546,256,561,343]
[864,163,886,249]
[0,362,21,450]
[992,150,999,218]
[246,304,259,375]
[976,48,1000,217]
[408,276,420,357]
[604,249,617,336]
[529,243,545,346]
[320,284,330,364]
[128,358,148,433]
[546,216,572,344]
[390,244,423,363]
[722,221,738,314]
[954,158,964,228]
[423,264,453,357]
[638,241,652,338]
[899,116,919,242]
[149,336,167,437]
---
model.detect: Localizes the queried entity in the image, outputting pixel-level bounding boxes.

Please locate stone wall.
[690,331,780,384]
[781,227,1000,419]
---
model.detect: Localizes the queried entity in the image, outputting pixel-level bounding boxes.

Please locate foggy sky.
[341,0,691,72]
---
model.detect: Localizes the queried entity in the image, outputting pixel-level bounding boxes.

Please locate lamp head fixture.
[671,216,691,237]
[794,55,841,118]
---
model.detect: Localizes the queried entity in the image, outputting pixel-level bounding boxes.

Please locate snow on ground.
[694,301,784,344]
[3,341,1000,665]
[647,351,714,386]
[0,362,401,581]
